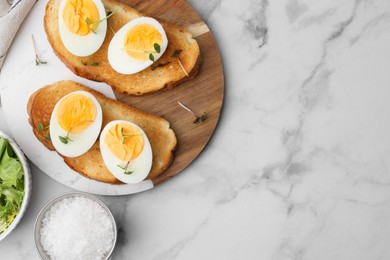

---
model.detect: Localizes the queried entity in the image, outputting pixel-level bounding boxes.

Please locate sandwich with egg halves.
[44,0,201,95]
[27,80,177,184]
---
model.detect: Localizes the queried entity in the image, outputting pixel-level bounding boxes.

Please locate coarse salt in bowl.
[34,192,117,260]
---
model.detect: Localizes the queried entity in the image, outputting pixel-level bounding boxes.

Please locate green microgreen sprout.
[116,127,143,174]
[37,123,51,140]
[177,101,207,124]
[120,127,143,144]
[153,43,161,54]
[117,161,133,175]
[171,49,188,77]
[149,43,161,62]
[59,135,72,144]
[81,56,99,66]
[122,42,161,62]
[85,11,116,34]
[149,53,155,62]
[32,35,47,66]
[59,120,93,145]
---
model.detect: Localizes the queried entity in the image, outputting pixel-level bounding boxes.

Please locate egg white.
[108,17,168,74]
[99,120,153,184]
[58,0,107,57]
[50,91,103,157]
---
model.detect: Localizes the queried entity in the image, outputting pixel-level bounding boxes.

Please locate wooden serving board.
[0,0,223,194]
[115,0,224,185]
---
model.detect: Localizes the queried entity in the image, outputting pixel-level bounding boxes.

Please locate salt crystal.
[40,196,115,260]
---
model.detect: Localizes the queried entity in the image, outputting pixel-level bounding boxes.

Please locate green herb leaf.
[37,123,51,139]
[35,57,47,66]
[200,113,208,122]
[193,113,208,124]
[154,43,161,54]
[117,161,133,175]
[37,123,44,131]
[171,49,182,58]
[81,57,98,66]
[149,53,155,62]
[59,136,68,144]
[85,11,115,32]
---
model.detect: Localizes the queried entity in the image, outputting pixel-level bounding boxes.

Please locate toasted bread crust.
[27,81,177,184]
[44,0,201,96]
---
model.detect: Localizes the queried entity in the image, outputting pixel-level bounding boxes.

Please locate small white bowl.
[0,131,32,242]
[34,192,117,260]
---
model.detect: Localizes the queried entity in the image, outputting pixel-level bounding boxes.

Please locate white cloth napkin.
[0,0,36,69]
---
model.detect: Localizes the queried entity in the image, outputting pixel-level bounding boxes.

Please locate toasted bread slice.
[27,80,177,184]
[44,0,201,96]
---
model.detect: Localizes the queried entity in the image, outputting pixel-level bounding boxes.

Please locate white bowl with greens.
[0,131,31,241]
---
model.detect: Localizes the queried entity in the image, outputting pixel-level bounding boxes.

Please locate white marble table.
[2,0,390,259]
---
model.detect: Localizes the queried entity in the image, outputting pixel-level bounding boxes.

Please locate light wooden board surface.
[115,0,224,185]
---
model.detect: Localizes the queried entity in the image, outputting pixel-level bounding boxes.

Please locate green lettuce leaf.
[0,187,24,208]
[0,138,24,234]
[0,218,7,233]
[0,148,23,188]
[0,138,7,161]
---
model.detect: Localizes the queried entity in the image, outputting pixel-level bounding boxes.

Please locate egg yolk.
[56,94,97,134]
[63,0,100,36]
[124,24,163,60]
[104,123,144,161]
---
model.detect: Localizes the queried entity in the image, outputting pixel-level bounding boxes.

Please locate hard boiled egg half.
[59,0,107,56]
[108,17,168,74]
[100,120,153,184]
[50,91,103,157]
